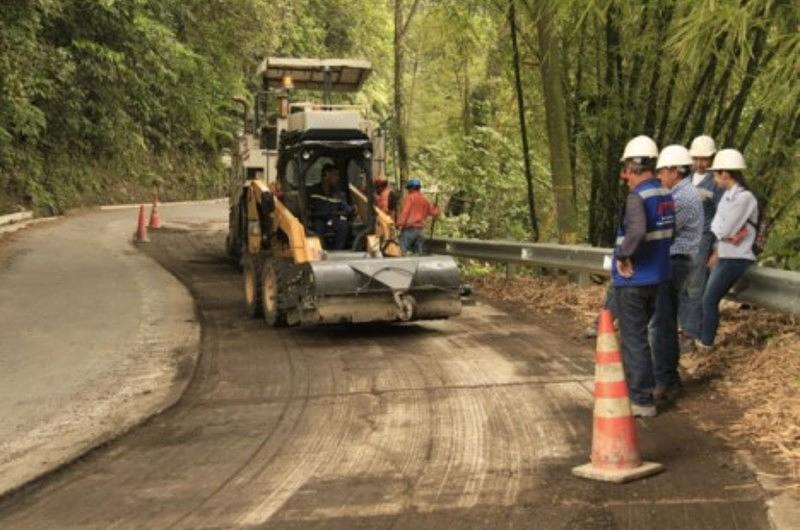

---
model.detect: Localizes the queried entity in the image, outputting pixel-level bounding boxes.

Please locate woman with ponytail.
[689,149,759,357]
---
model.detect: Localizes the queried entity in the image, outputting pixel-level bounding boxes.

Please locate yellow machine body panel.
[245,180,323,263]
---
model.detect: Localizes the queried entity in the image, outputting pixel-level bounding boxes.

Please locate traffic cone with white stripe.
[572,309,664,483]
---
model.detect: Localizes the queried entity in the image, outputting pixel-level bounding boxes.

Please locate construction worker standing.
[398,178,439,255]
[373,176,397,219]
[612,135,675,418]
[680,135,723,345]
[650,145,703,404]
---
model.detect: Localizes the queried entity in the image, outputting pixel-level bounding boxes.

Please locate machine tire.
[262,262,287,327]
[242,254,263,318]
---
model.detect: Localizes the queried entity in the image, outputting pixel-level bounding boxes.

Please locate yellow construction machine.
[226,57,462,325]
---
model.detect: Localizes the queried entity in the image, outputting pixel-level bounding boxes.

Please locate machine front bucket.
[299,255,462,325]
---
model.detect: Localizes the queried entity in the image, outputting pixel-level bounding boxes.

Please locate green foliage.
[2,0,797,270]
[391,0,799,266]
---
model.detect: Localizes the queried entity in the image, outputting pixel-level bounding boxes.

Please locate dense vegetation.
[1,1,798,266]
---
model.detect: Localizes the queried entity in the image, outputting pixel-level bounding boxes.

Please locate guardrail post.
[505,263,518,279]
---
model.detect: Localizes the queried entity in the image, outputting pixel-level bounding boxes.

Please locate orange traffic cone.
[572,309,663,483]
[134,205,149,243]
[148,200,161,229]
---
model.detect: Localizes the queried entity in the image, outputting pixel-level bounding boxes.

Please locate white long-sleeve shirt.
[711,184,758,260]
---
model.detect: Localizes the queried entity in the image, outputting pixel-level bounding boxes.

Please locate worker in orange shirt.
[374,176,397,219]
[397,178,440,255]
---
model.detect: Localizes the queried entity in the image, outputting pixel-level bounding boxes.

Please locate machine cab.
[257,58,378,252]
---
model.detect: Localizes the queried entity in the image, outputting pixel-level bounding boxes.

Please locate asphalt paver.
[0,218,772,529]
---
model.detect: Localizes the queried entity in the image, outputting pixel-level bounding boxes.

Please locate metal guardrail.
[428,237,800,316]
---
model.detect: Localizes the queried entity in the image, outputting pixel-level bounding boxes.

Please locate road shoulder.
[0,208,201,498]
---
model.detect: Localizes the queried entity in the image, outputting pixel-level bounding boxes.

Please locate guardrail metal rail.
[427,237,800,316]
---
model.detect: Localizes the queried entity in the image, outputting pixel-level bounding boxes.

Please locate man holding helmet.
[681,135,723,343]
[650,145,703,403]
[612,135,675,417]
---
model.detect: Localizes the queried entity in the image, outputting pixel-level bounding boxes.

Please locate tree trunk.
[536,0,577,243]
[508,0,539,240]
[393,0,421,186]
[589,8,624,246]
[394,1,409,186]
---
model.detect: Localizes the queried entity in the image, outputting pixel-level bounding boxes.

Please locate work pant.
[650,256,692,391]
[700,258,753,346]
[400,227,425,255]
[615,282,671,406]
[313,216,350,250]
[680,231,715,338]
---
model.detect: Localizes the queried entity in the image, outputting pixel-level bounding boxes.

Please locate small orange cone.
[572,309,663,483]
[148,201,161,229]
[134,205,149,243]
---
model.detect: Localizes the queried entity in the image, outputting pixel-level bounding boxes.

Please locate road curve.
[0,207,200,497]
[0,214,771,529]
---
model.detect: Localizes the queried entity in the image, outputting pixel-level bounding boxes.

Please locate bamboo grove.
[1,1,798,266]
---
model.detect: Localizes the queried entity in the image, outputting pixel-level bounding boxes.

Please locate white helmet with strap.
[709,148,746,171]
[620,135,658,162]
[656,145,693,170]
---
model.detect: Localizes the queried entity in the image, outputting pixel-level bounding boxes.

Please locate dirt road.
[0,216,772,529]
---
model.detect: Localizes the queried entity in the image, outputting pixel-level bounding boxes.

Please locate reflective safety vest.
[612,178,675,287]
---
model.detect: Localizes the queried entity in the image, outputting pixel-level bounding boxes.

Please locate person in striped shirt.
[650,145,703,404]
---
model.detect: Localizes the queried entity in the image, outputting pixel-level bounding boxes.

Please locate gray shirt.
[712,184,758,260]
[669,177,704,256]
[617,193,647,259]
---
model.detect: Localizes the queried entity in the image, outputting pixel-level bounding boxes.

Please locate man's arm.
[617,193,646,258]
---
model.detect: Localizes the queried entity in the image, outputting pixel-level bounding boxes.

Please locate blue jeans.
[615,282,671,406]
[680,231,715,338]
[400,227,425,255]
[701,258,753,346]
[650,256,692,391]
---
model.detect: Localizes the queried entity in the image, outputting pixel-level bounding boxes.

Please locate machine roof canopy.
[258,57,372,92]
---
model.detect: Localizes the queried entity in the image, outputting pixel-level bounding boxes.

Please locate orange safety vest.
[376,187,392,214]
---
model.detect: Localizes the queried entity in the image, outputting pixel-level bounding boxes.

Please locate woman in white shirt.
[699,149,758,348]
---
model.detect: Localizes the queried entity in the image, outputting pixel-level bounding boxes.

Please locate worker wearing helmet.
[682,150,758,368]
[612,135,675,418]
[649,145,703,403]
[398,178,439,255]
[681,135,723,344]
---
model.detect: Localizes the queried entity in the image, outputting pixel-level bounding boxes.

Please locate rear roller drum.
[262,262,287,327]
[242,255,263,318]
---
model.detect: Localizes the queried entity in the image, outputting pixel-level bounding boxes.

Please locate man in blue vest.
[680,135,723,345]
[613,135,676,418]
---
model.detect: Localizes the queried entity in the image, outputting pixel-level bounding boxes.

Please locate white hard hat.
[620,135,658,161]
[709,148,746,171]
[689,135,716,158]
[656,145,693,170]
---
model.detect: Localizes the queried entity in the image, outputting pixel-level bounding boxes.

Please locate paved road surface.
[0,208,771,528]
[0,204,207,495]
